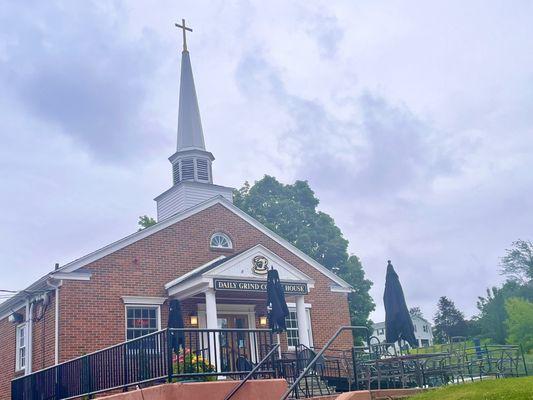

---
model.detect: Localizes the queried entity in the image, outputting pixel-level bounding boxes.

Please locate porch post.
[204,289,220,372]
[205,289,218,330]
[296,295,310,348]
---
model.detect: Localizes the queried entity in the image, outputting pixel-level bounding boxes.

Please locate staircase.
[286,372,336,398]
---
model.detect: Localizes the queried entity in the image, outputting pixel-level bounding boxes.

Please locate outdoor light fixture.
[8,312,23,324]
[259,315,268,326]
[190,313,198,326]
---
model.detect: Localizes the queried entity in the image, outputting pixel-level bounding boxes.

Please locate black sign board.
[214,279,308,294]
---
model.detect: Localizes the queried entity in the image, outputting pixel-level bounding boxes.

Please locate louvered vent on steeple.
[173,163,181,184]
[197,159,209,181]
[181,158,195,180]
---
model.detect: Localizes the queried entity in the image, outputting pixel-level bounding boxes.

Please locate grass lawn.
[408,376,533,400]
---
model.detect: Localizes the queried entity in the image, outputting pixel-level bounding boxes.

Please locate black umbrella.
[168,299,185,353]
[266,268,290,333]
[384,260,417,347]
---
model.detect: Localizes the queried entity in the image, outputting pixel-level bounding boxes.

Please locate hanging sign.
[214,279,308,294]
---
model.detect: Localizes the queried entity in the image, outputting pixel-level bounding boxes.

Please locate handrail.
[280,326,369,400]
[224,343,280,400]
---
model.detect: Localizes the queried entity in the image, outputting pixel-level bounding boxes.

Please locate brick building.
[0,34,352,399]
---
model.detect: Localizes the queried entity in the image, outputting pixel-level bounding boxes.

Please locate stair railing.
[224,343,280,400]
[280,326,369,400]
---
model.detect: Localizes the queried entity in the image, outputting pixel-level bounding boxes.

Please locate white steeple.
[176,49,206,151]
[154,20,233,221]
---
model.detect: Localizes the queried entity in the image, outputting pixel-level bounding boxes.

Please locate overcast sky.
[1,1,532,322]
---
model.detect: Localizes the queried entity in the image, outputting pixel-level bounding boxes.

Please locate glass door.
[218,314,250,372]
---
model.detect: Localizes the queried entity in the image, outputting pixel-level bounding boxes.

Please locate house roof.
[1,196,352,319]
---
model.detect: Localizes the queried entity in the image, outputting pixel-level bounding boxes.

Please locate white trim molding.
[330,285,352,293]
[50,271,92,281]
[121,296,167,305]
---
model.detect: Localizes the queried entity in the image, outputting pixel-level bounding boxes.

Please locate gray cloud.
[0,1,167,162]
[1,0,532,324]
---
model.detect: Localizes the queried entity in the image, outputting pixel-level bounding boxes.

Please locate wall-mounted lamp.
[259,315,268,327]
[8,312,23,324]
[189,313,198,326]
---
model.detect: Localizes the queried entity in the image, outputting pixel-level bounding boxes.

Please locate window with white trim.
[16,324,26,371]
[210,233,232,249]
[285,310,299,347]
[126,306,160,340]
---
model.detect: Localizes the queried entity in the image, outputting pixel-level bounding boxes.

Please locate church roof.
[0,197,352,319]
[176,50,205,151]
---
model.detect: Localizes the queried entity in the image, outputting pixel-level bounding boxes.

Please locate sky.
[1,0,532,322]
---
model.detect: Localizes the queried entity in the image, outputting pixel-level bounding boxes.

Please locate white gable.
[204,245,314,284]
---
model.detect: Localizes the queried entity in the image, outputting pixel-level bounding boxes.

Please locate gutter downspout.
[54,286,59,365]
[25,299,34,374]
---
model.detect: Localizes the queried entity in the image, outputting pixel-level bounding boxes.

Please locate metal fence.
[11,328,276,400]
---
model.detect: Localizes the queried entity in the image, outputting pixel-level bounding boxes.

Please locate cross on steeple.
[175,19,193,52]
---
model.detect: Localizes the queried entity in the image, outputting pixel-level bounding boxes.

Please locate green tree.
[505,298,533,352]
[476,281,533,343]
[409,307,424,319]
[138,215,156,231]
[501,239,533,284]
[433,296,467,343]
[234,176,375,330]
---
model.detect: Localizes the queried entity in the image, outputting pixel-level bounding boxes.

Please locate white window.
[16,324,26,371]
[423,325,428,333]
[210,233,232,249]
[126,306,160,340]
[413,324,417,332]
[285,310,300,347]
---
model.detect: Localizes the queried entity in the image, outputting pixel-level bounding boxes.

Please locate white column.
[204,289,220,372]
[205,289,218,330]
[296,295,310,348]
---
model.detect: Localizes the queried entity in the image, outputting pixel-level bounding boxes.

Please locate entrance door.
[218,314,251,372]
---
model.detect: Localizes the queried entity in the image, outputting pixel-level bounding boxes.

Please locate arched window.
[210,233,232,249]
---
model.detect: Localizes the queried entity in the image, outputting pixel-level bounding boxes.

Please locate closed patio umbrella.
[168,299,185,353]
[266,268,289,333]
[384,260,417,348]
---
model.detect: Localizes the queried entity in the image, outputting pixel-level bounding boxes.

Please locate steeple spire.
[174,19,205,151]
[154,20,234,221]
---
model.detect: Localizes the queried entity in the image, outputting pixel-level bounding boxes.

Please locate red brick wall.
[0,203,351,399]
[0,305,26,400]
[58,204,350,361]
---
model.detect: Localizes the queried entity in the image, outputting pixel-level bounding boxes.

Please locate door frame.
[197,304,258,362]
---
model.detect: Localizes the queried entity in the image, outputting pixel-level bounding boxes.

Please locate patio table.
[371,352,449,389]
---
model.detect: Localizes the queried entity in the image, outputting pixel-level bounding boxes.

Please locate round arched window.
[210,233,233,249]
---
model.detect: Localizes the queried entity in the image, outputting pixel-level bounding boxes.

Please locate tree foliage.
[433,296,467,343]
[500,239,533,284]
[234,175,375,330]
[138,215,156,231]
[505,298,533,352]
[476,281,533,344]
[409,306,424,319]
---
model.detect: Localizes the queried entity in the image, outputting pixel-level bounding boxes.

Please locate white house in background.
[372,315,434,347]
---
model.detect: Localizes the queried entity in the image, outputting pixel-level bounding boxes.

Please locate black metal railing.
[280,326,370,400]
[223,343,280,400]
[12,328,276,400]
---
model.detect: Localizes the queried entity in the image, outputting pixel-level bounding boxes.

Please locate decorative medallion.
[252,255,269,275]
